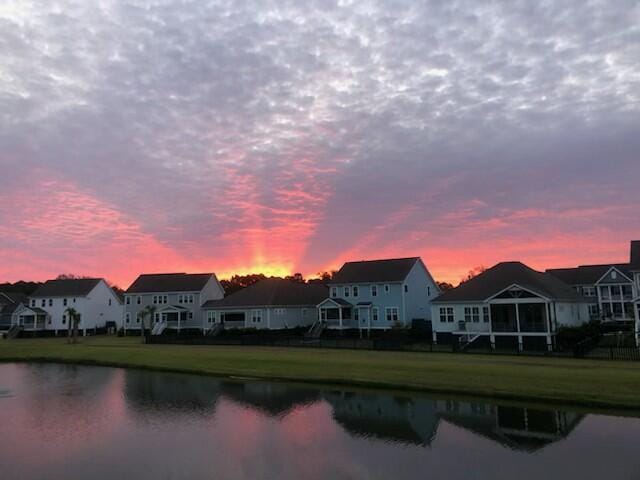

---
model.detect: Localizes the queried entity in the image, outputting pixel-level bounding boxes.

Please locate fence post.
[610,347,614,360]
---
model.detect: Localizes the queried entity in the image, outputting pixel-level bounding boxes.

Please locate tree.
[138,305,157,342]
[64,308,80,344]
[220,274,267,295]
[316,271,336,282]
[437,281,454,291]
[284,273,305,283]
[460,265,488,284]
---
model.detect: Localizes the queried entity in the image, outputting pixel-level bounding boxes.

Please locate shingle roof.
[126,273,215,293]
[329,257,420,284]
[0,292,27,305]
[202,278,328,308]
[546,263,631,285]
[31,279,102,298]
[433,262,583,303]
[630,240,640,271]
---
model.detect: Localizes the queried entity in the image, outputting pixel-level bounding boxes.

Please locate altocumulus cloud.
[0,0,639,285]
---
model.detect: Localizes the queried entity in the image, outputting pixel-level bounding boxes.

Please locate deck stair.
[305,321,325,339]
[6,325,22,339]
[459,334,482,351]
[151,321,167,336]
[206,323,223,337]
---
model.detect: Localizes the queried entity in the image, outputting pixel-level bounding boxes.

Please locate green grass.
[2,336,640,410]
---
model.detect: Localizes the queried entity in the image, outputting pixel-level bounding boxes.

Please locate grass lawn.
[1,336,640,410]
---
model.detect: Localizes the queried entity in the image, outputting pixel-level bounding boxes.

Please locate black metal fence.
[146,333,640,361]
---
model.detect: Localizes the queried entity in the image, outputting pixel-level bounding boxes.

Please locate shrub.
[555,321,602,351]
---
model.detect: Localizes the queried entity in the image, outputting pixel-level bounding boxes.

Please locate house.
[317,257,440,331]
[12,278,122,335]
[123,273,224,333]
[201,278,327,330]
[0,292,28,331]
[431,262,589,351]
[630,241,640,345]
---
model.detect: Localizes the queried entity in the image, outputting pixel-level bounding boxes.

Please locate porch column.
[368,307,372,338]
[546,302,553,352]
[178,312,181,333]
[515,304,522,351]
[339,307,343,329]
[488,304,495,350]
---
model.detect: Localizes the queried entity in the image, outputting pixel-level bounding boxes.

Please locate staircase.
[151,321,167,336]
[206,323,223,337]
[459,334,482,351]
[6,325,22,339]
[305,321,325,339]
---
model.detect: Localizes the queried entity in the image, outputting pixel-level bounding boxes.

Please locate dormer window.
[331,287,337,298]
[611,271,617,280]
[344,286,350,297]
[353,286,359,297]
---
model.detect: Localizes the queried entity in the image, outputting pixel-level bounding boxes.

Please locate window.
[344,286,350,297]
[63,298,68,307]
[252,310,263,323]
[178,294,183,303]
[384,284,390,293]
[49,299,53,307]
[188,311,193,320]
[207,311,216,323]
[439,307,454,323]
[73,298,76,303]
[483,306,489,323]
[331,287,337,298]
[385,307,399,323]
[404,285,408,293]
[353,286,359,297]
[611,271,617,280]
[31,299,35,307]
[464,307,480,323]
[153,295,157,304]
[62,315,67,325]
[125,313,131,324]
[126,296,131,305]
[372,307,379,322]
[108,299,112,306]
[354,309,359,321]
[275,308,286,315]
[48,317,52,325]
[41,299,45,307]
[427,286,431,296]
[582,286,595,297]
[137,296,141,305]
[588,305,599,317]
[371,285,377,297]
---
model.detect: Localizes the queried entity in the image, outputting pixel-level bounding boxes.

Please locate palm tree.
[64,308,79,344]
[138,305,157,342]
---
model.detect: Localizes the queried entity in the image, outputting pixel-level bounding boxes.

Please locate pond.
[0,362,639,480]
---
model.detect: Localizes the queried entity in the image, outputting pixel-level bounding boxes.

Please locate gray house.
[0,292,27,331]
[431,262,589,351]
[317,257,440,331]
[124,273,224,333]
[202,278,327,330]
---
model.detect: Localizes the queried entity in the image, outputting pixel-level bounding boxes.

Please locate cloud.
[0,0,638,285]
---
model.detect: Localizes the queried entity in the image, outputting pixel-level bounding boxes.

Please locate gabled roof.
[433,262,583,303]
[330,257,420,284]
[202,278,328,309]
[0,292,28,305]
[546,263,632,285]
[126,273,216,294]
[630,240,640,271]
[31,279,102,298]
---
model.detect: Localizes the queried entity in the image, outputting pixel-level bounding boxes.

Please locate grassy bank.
[1,336,640,410]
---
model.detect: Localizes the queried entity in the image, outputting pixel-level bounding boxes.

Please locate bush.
[555,321,601,351]
[116,327,125,337]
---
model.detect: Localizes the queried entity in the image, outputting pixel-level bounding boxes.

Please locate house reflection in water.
[124,369,221,416]
[217,381,321,417]
[323,389,584,451]
[435,400,584,452]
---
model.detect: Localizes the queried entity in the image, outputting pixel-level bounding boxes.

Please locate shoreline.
[2,337,640,412]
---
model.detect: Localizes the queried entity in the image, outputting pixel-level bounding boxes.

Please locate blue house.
[316,257,440,331]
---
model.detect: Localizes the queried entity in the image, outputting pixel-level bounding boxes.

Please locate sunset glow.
[0,1,638,288]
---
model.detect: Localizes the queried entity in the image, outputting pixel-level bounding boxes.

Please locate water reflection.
[1,363,639,480]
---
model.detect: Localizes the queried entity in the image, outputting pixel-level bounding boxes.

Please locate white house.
[317,257,440,332]
[202,278,327,330]
[431,262,589,351]
[0,292,28,331]
[124,272,224,333]
[629,241,640,346]
[12,278,123,335]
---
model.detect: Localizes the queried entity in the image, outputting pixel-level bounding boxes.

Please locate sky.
[0,0,639,288]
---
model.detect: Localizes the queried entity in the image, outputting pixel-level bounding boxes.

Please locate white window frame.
[125,313,131,324]
[371,285,377,297]
[439,307,454,323]
[207,311,216,323]
[385,307,399,323]
[136,296,141,305]
[251,309,263,323]
[126,296,131,305]
[372,307,379,321]
[331,287,337,298]
[344,286,350,298]
[384,284,390,293]
[483,306,489,323]
[353,286,359,297]
[404,285,408,293]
